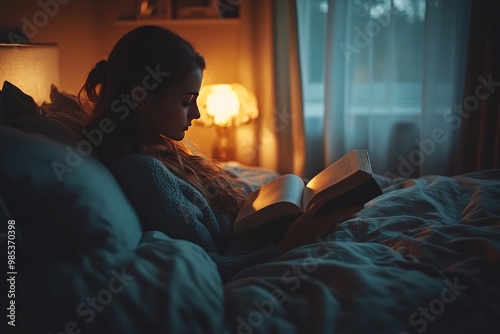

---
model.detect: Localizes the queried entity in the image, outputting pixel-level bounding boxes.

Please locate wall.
[0,0,244,158]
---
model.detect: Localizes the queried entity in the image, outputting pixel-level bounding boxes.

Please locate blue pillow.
[0,124,143,258]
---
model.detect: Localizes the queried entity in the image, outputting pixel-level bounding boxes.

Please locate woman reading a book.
[79,25,358,282]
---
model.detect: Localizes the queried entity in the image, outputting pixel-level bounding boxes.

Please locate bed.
[224,170,500,333]
[1,81,499,334]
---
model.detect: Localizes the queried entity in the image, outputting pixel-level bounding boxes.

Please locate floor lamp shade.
[0,43,59,105]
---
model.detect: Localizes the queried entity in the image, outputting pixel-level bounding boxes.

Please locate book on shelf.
[233,149,383,235]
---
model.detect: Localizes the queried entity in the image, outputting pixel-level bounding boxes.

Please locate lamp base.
[212,126,235,161]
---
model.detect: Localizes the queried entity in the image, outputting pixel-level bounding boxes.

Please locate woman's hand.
[277,198,363,252]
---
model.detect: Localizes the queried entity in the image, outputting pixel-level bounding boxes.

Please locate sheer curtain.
[297,0,471,179]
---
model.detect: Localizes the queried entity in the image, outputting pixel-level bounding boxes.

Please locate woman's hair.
[79,25,245,217]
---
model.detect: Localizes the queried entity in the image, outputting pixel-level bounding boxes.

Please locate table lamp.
[0,43,59,105]
[196,83,258,161]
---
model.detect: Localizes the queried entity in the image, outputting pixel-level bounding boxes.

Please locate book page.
[302,149,369,209]
[235,174,305,223]
[355,149,373,174]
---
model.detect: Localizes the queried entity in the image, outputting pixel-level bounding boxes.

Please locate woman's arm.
[108,153,283,281]
[109,153,224,252]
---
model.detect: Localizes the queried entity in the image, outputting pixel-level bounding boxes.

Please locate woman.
[79,25,354,281]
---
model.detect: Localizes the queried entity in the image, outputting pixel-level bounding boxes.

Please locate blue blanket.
[223,170,500,333]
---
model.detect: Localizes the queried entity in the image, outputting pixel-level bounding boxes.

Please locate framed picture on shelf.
[137,0,171,19]
[216,0,240,18]
[172,0,222,19]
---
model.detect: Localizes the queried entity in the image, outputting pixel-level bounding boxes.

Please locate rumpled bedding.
[16,231,226,333]
[13,167,500,334]
[223,170,500,334]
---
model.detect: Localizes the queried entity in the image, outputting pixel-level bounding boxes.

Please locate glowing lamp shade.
[197,83,259,161]
[197,83,259,127]
[205,85,240,125]
[0,43,59,105]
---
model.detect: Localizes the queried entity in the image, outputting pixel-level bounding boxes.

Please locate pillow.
[0,189,10,224]
[0,80,40,122]
[41,84,88,119]
[0,124,143,258]
[0,82,86,146]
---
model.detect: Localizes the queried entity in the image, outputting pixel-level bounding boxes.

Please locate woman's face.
[139,68,203,141]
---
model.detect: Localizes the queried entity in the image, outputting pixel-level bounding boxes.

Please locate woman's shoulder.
[114,152,163,168]
[109,153,176,180]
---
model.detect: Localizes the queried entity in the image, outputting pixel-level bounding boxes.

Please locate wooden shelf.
[116,18,239,26]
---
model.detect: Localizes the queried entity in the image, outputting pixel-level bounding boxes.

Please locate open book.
[233,149,383,235]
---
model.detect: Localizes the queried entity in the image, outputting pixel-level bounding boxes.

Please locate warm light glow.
[206,84,240,125]
[140,1,150,16]
[197,83,259,127]
[0,43,59,105]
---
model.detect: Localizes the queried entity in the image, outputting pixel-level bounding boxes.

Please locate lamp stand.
[213,126,235,161]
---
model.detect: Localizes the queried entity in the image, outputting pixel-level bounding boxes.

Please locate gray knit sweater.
[108,153,284,282]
